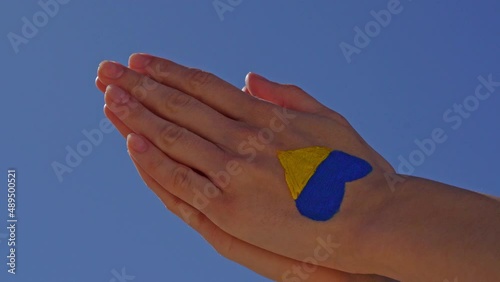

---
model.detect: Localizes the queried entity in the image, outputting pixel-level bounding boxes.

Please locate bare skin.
[96,54,500,282]
[97,68,395,282]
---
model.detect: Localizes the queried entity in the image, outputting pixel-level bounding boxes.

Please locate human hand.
[112,110,392,282]
[96,54,396,277]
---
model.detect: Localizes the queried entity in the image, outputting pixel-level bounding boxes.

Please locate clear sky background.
[1,1,499,281]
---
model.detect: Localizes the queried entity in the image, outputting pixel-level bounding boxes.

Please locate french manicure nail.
[128,133,148,153]
[129,54,152,69]
[100,61,124,79]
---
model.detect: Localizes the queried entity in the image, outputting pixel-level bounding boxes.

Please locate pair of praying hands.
[96,54,500,282]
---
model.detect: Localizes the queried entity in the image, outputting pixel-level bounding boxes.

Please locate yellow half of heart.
[277,146,332,200]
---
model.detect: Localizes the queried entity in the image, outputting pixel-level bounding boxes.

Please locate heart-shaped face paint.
[278,147,372,221]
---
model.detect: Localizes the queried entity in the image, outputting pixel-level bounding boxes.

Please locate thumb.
[244,73,327,114]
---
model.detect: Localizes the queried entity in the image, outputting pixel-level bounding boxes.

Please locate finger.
[96,76,106,92]
[105,84,228,178]
[128,152,355,282]
[110,105,392,282]
[245,72,327,114]
[126,133,223,214]
[167,197,355,282]
[111,107,393,282]
[128,146,180,211]
[128,53,277,125]
[103,105,132,137]
[98,61,240,149]
[242,85,251,95]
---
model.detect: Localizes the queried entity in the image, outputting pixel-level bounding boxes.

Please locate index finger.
[128,53,274,123]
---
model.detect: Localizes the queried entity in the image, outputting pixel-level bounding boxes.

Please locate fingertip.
[247,72,268,83]
[127,133,148,153]
[129,53,153,69]
[246,72,274,95]
[245,72,252,86]
[95,76,107,92]
[98,61,124,79]
[242,85,253,95]
[103,104,112,119]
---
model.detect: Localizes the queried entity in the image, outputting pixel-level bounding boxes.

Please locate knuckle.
[141,75,159,91]
[164,196,182,213]
[128,98,146,117]
[258,102,278,117]
[214,236,235,259]
[244,101,277,124]
[184,210,205,229]
[172,166,193,190]
[210,156,244,189]
[148,156,164,172]
[151,60,171,79]
[234,122,257,137]
[186,68,214,90]
[229,124,254,146]
[242,122,279,151]
[337,113,349,124]
[163,90,192,113]
[160,124,185,145]
[328,111,350,126]
[284,84,304,93]
[201,181,222,199]
[132,76,159,101]
[109,102,131,120]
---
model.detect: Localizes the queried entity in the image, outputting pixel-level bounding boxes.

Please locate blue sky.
[1,1,499,281]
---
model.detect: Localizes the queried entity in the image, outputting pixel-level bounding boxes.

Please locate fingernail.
[127,133,148,153]
[105,85,130,104]
[129,53,152,69]
[250,72,268,82]
[245,72,252,85]
[100,61,124,79]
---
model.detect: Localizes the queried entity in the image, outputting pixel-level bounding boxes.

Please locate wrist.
[323,170,402,276]
[348,173,500,281]
[348,172,411,279]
